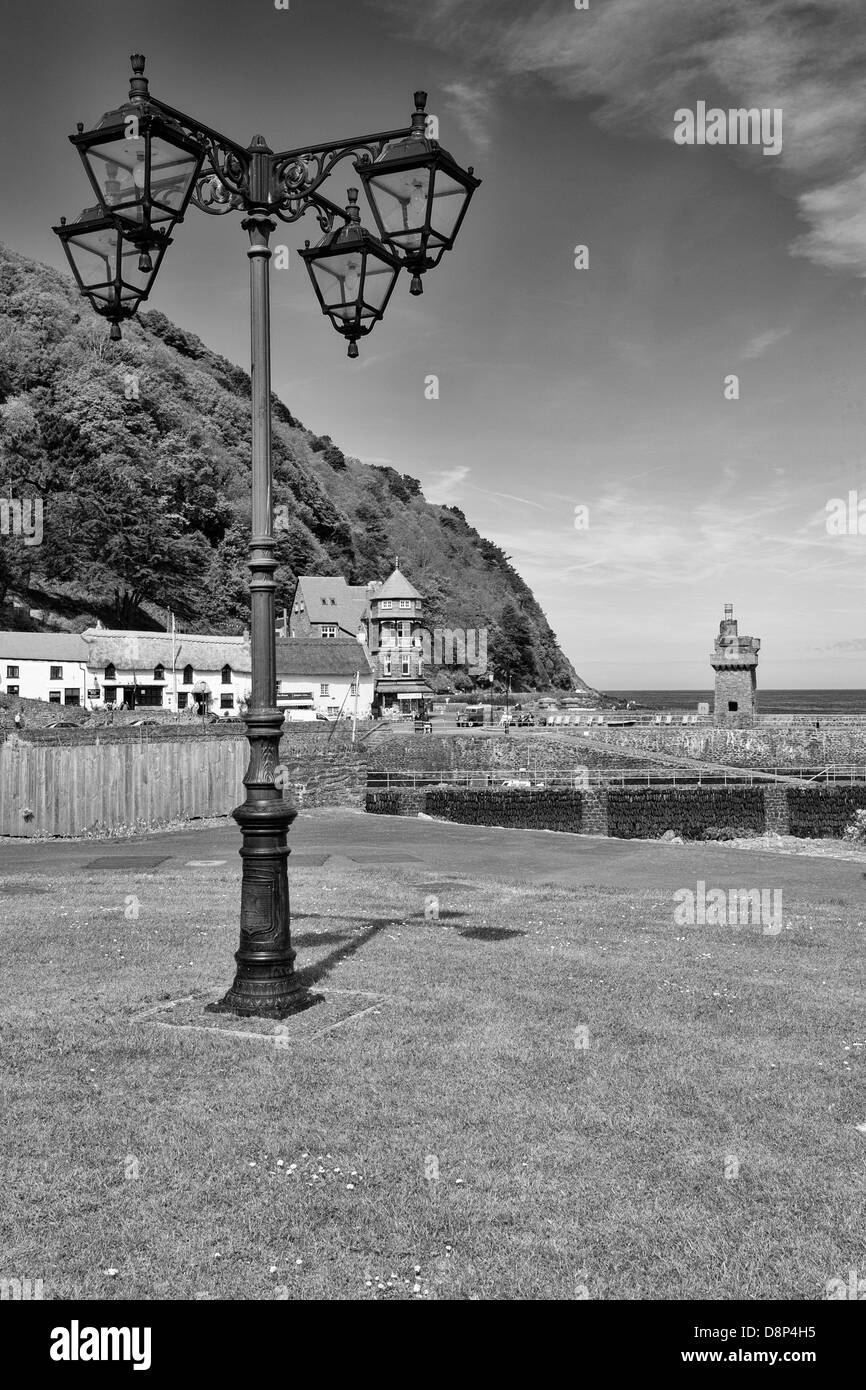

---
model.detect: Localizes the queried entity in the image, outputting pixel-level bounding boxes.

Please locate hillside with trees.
[0,243,594,693]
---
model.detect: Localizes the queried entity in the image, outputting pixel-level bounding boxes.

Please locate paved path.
[1,810,862,905]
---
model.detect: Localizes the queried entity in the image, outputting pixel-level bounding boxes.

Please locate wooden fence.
[0,736,247,838]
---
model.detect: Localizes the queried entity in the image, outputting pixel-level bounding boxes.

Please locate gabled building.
[286,565,433,716]
[0,632,90,707]
[82,629,251,715]
[367,567,433,717]
[286,576,372,640]
[275,637,374,720]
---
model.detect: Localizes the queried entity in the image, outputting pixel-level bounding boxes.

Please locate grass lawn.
[0,840,863,1300]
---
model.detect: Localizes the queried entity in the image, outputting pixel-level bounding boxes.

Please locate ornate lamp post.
[54,54,480,1018]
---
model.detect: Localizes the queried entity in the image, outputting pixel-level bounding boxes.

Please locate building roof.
[373,567,422,602]
[293,576,369,637]
[82,630,251,673]
[0,631,90,661]
[376,677,433,695]
[276,638,373,678]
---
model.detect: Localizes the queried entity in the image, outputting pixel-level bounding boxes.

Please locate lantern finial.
[129,54,149,101]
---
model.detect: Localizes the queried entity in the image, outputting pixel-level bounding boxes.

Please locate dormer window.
[153,664,165,682]
[183,664,194,686]
[221,665,232,684]
[105,663,116,681]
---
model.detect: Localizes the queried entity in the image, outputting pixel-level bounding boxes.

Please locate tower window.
[728,701,738,712]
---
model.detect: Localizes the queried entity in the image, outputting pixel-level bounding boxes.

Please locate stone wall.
[423,787,587,833]
[787,785,866,839]
[573,723,866,767]
[366,782,866,841]
[366,733,643,773]
[606,787,765,840]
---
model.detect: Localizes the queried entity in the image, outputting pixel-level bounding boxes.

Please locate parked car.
[456,705,485,727]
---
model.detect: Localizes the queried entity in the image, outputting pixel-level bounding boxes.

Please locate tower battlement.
[711,604,760,719]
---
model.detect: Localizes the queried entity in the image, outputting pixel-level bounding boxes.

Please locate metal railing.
[368,765,866,791]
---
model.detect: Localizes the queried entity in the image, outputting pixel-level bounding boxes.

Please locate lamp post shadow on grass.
[279,914,409,993]
[285,905,477,990]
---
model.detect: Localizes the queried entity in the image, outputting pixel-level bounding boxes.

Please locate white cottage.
[82,629,251,715]
[275,637,374,720]
[0,632,91,707]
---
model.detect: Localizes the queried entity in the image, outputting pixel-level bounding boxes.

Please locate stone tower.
[711,604,760,720]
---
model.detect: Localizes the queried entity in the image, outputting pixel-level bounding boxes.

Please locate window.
[321,597,328,606]
[103,685,116,703]
[178,693,188,709]
[64,689,81,706]
[221,665,232,684]
[320,683,330,697]
[401,657,411,676]
[50,666,63,680]
[350,680,358,697]
[7,685,18,696]
[382,655,392,676]
[320,626,337,638]
[105,664,116,681]
[137,687,164,707]
[6,665,18,679]
[183,665,194,685]
[380,600,392,609]
[330,597,337,605]
[220,693,234,709]
[728,701,738,712]
[399,600,411,609]
[49,691,61,704]
[153,664,165,682]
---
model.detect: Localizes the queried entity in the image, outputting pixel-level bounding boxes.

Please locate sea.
[605,690,866,715]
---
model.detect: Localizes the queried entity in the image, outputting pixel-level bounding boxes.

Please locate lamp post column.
[213,210,311,1018]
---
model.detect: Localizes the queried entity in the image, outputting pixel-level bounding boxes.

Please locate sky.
[2,0,866,689]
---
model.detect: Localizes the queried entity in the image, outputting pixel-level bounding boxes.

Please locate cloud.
[482,469,866,600]
[423,464,470,504]
[441,81,495,154]
[370,0,866,277]
[741,325,793,359]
